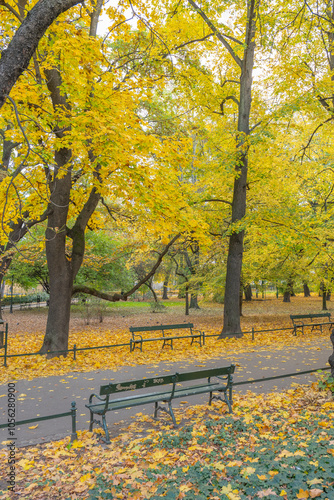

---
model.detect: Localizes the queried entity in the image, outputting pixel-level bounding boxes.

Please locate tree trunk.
[283,278,293,303]
[190,293,200,309]
[185,285,189,316]
[162,268,171,299]
[322,286,328,311]
[40,142,73,355]
[244,283,252,301]
[162,282,169,299]
[146,281,158,303]
[220,1,257,338]
[303,282,311,297]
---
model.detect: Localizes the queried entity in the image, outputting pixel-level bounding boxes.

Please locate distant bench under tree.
[290,313,334,336]
[129,323,205,352]
[86,364,235,444]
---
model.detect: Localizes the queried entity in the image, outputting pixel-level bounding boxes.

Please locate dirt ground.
[2,294,332,336]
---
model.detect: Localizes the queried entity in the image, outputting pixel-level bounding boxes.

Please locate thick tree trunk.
[244,283,252,301]
[162,282,169,299]
[303,282,311,297]
[220,1,256,338]
[283,278,293,303]
[190,293,200,309]
[43,264,73,354]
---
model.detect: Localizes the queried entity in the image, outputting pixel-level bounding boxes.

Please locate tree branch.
[0,0,83,109]
[72,234,182,302]
[124,234,181,298]
[186,0,242,68]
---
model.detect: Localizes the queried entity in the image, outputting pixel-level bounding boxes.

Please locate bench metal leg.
[89,411,94,432]
[209,390,233,413]
[162,339,173,350]
[101,414,111,444]
[154,400,177,426]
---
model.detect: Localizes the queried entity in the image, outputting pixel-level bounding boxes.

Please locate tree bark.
[220,0,257,338]
[190,294,200,309]
[162,266,172,299]
[185,285,189,316]
[162,281,169,299]
[0,0,82,109]
[283,278,293,303]
[322,287,328,311]
[244,283,252,301]
[303,282,311,297]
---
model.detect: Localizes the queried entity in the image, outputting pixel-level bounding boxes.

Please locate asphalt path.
[0,339,332,447]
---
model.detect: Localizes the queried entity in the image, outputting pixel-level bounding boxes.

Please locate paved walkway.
[0,340,332,447]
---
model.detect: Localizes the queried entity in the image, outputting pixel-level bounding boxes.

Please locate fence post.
[252,327,254,341]
[73,344,77,361]
[4,322,8,367]
[70,401,78,442]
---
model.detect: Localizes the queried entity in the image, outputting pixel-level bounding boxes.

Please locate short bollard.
[71,401,78,442]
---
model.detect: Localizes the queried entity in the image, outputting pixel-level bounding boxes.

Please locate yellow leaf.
[80,473,91,482]
[296,489,309,499]
[280,491,287,497]
[28,424,38,429]
[307,479,323,486]
[257,474,267,480]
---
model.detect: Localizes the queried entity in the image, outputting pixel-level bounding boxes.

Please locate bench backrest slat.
[100,365,235,395]
[175,365,235,383]
[290,313,330,320]
[100,374,177,395]
[130,323,193,333]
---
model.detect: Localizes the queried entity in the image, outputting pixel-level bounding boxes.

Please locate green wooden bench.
[290,313,333,336]
[86,364,235,444]
[129,323,205,352]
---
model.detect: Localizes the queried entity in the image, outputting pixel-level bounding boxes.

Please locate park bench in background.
[86,364,235,444]
[129,323,205,352]
[290,313,333,336]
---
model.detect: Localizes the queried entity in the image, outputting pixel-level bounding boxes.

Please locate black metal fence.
[0,401,78,442]
[1,322,333,367]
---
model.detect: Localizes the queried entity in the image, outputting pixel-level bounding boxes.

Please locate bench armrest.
[89,393,106,404]
[132,333,143,341]
[191,328,203,335]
